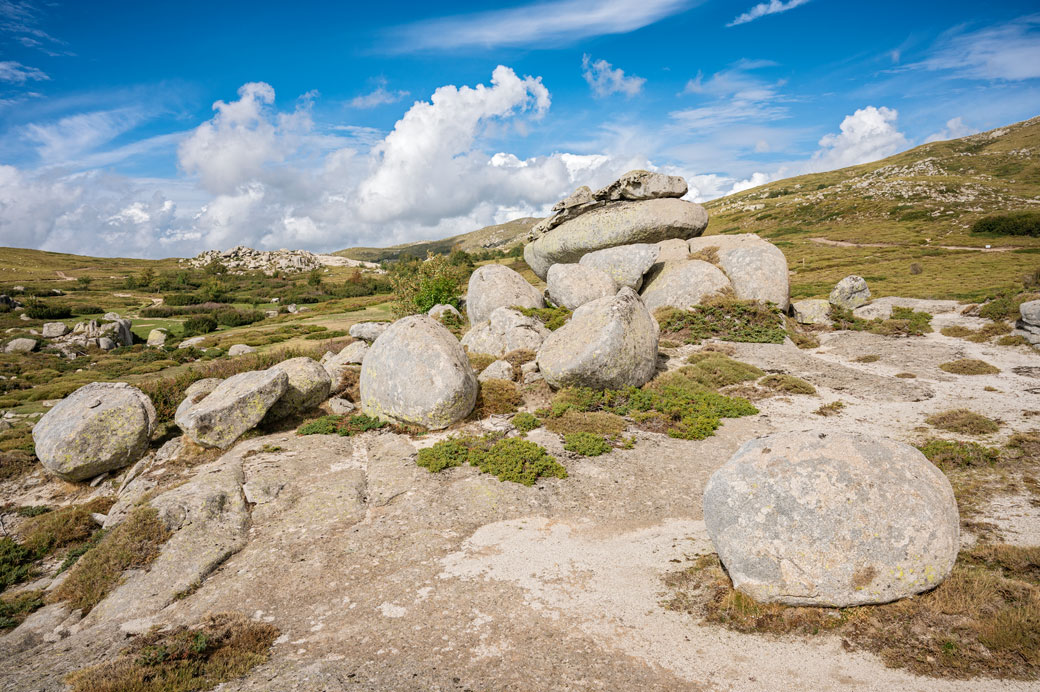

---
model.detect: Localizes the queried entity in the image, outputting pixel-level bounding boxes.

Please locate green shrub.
[24,302,72,320]
[917,439,1000,471]
[296,414,386,436]
[939,359,1000,375]
[683,353,765,389]
[563,432,611,457]
[512,412,541,433]
[830,306,932,336]
[182,315,217,335]
[214,308,264,327]
[759,374,816,395]
[925,409,1000,435]
[388,253,468,317]
[416,435,567,486]
[971,211,1040,237]
[656,299,786,344]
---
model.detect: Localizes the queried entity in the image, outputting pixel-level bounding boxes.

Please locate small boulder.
[688,234,790,310]
[97,337,117,351]
[578,243,660,291]
[174,378,223,422]
[175,369,289,448]
[178,336,207,349]
[460,307,551,357]
[265,357,332,421]
[360,315,477,429]
[4,338,37,353]
[33,382,155,482]
[228,344,255,356]
[466,264,544,324]
[328,397,356,415]
[146,329,168,347]
[546,263,616,310]
[478,359,514,382]
[338,341,369,365]
[703,430,959,607]
[101,318,133,346]
[537,287,658,389]
[790,299,831,325]
[42,322,69,338]
[428,304,462,321]
[640,260,732,313]
[829,275,871,309]
[349,322,390,342]
[1020,299,1040,327]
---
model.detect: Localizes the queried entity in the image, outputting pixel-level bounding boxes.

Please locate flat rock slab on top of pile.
[175,369,289,448]
[361,315,477,429]
[688,234,790,310]
[524,198,708,280]
[33,381,156,481]
[466,263,544,324]
[703,430,959,607]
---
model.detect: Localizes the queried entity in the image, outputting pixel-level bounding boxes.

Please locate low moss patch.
[941,325,975,338]
[657,299,786,345]
[939,359,1000,375]
[416,434,566,486]
[511,411,541,433]
[473,379,523,417]
[296,413,386,436]
[926,409,1000,435]
[517,306,572,331]
[65,612,279,692]
[683,353,765,389]
[917,438,1001,471]
[563,432,611,457]
[998,335,1029,346]
[895,372,917,378]
[758,374,816,395]
[49,506,171,614]
[663,546,1040,679]
[542,409,628,438]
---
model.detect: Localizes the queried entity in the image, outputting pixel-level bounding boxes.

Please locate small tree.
[388,253,468,318]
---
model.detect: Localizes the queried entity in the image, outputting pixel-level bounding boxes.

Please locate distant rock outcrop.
[182,246,331,275]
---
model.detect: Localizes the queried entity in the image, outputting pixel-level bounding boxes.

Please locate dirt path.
[809,237,1024,252]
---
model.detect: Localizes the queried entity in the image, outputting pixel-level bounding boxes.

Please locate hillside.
[335,217,538,262]
[703,115,1040,300]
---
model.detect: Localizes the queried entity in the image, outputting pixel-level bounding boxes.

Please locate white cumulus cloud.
[924,117,978,143]
[727,0,810,27]
[807,106,908,172]
[582,55,645,97]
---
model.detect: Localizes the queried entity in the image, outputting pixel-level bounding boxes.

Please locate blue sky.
[0,0,1038,258]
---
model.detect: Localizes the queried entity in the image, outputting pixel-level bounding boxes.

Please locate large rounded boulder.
[461,307,551,357]
[537,287,658,390]
[33,382,156,481]
[265,357,332,421]
[466,264,544,324]
[524,198,708,280]
[688,234,790,310]
[361,315,477,429]
[640,260,732,313]
[578,243,660,291]
[175,369,289,449]
[703,430,959,607]
[546,263,616,310]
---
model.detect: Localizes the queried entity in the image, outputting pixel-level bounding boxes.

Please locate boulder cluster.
[790,274,871,325]
[4,312,134,356]
[181,246,326,275]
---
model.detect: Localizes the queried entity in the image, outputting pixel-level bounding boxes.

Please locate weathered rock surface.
[687,234,790,309]
[578,243,660,291]
[361,315,477,429]
[537,287,658,389]
[321,343,367,393]
[338,340,369,365]
[175,369,289,448]
[146,328,167,347]
[703,430,959,607]
[33,382,155,481]
[3,337,37,353]
[181,245,325,275]
[349,321,390,342]
[228,344,255,356]
[790,298,831,325]
[640,260,732,313]
[546,263,616,310]
[525,198,708,280]
[466,264,544,324]
[478,359,515,382]
[460,307,551,357]
[830,275,871,309]
[428,304,462,321]
[1018,299,1040,345]
[265,357,332,421]
[41,322,68,338]
[655,238,690,262]
[853,296,961,321]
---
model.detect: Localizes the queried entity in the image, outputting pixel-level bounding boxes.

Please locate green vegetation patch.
[683,353,765,388]
[511,411,541,433]
[0,589,44,630]
[917,438,1001,471]
[387,253,467,317]
[416,434,567,486]
[518,306,572,331]
[563,432,611,457]
[831,305,933,336]
[972,211,1040,237]
[939,359,1000,375]
[296,414,386,436]
[657,299,786,345]
[758,374,816,395]
[65,612,280,692]
[925,409,1000,435]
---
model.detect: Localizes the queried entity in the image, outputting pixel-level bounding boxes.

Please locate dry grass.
[18,497,115,556]
[503,348,536,381]
[853,354,881,363]
[65,612,279,692]
[814,401,846,416]
[542,410,628,437]
[998,335,1029,346]
[0,449,35,481]
[895,372,917,378]
[758,374,816,395]
[472,379,523,417]
[338,367,361,403]
[663,546,1040,680]
[926,409,1000,435]
[939,359,1001,375]
[466,351,496,374]
[682,353,765,389]
[49,506,171,613]
[941,325,975,338]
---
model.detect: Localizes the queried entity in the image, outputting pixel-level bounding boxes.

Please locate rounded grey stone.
[829,275,871,309]
[1020,299,1040,326]
[349,322,390,342]
[228,344,255,356]
[460,307,551,357]
[478,359,515,382]
[3,338,37,353]
[175,378,224,423]
[546,263,616,310]
[688,234,790,310]
[175,369,289,448]
[640,260,732,314]
[466,264,544,324]
[360,315,477,429]
[790,299,831,325]
[266,357,332,421]
[703,430,959,607]
[578,243,660,291]
[428,304,462,320]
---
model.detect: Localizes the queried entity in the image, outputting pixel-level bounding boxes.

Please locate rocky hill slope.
[335,217,538,262]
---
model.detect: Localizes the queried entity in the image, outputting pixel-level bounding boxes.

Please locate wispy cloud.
[0,0,71,56]
[923,116,978,143]
[672,60,788,129]
[727,0,810,27]
[21,107,149,165]
[582,55,645,97]
[349,79,410,108]
[384,0,697,51]
[0,60,47,83]
[914,14,1040,81]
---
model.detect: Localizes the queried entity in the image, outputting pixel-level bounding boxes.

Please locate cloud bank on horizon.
[0,0,1038,258]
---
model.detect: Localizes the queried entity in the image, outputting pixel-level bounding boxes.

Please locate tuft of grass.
[0,449,36,481]
[895,372,917,378]
[683,353,765,389]
[941,326,975,338]
[939,359,1001,375]
[511,411,541,433]
[517,306,572,331]
[917,438,1001,471]
[926,409,1000,435]
[18,497,114,557]
[296,414,386,436]
[563,432,611,457]
[502,348,536,381]
[813,401,845,416]
[998,335,1029,346]
[65,612,280,692]
[416,434,566,486]
[0,589,44,630]
[473,379,523,417]
[758,374,816,395]
[49,506,171,614]
[0,537,36,592]
[466,351,496,374]
[853,354,881,363]
[663,547,1040,679]
[657,299,786,345]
